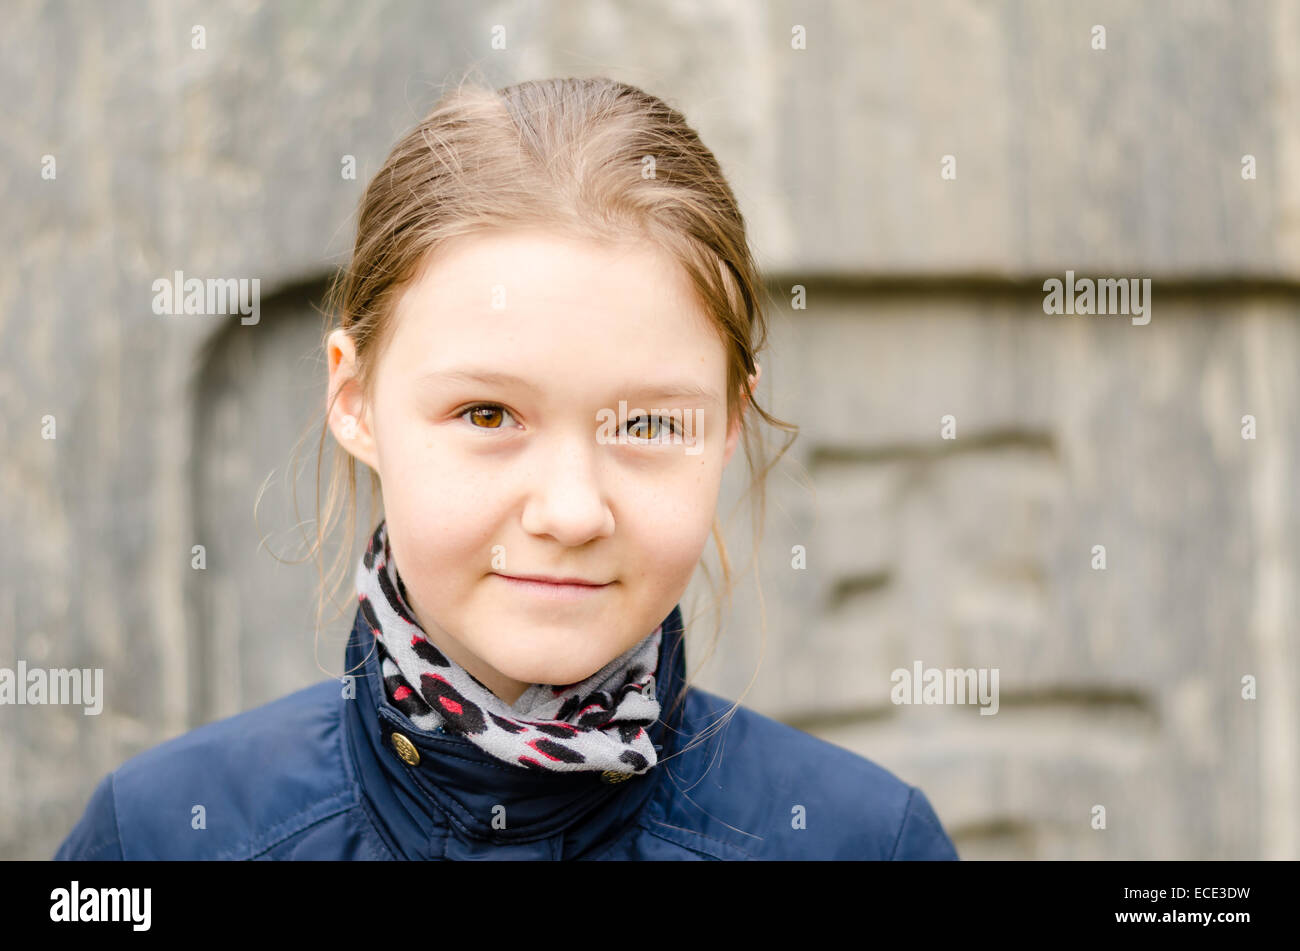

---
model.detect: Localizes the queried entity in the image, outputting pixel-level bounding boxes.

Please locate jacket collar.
[342,601,688,859]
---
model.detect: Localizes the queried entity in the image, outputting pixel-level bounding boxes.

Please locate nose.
[519,431,615,546]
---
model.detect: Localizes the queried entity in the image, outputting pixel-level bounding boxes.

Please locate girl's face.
[327,228,756,705]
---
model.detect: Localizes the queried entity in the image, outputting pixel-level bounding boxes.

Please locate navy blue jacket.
[54,604,959,860]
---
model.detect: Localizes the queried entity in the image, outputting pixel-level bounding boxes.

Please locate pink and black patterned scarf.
[355,520,663,776]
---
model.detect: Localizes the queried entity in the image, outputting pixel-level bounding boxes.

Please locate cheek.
[619,464,722,574]
[381,464,506,583]
[396,497,503,577]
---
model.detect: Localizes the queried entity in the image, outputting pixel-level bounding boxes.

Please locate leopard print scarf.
[354,520,663,776]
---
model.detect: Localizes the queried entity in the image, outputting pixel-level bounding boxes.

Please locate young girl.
[55,75,958,861]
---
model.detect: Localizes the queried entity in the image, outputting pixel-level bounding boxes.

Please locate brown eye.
[464,405,509,429]
[628,415,668,441]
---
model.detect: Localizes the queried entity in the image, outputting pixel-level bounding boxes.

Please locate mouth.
[492,573,614,602]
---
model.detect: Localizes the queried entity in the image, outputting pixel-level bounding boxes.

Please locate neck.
[401,591,531,706]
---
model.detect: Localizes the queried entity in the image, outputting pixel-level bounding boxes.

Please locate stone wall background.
[2,0,1297,859]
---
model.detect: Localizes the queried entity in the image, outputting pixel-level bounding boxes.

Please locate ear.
[326,329,380,472]
[722,363,760,468]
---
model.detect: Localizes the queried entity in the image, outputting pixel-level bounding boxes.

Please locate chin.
[484,640,615,689]
[499,655,605,688]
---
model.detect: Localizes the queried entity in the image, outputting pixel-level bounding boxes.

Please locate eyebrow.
[413,368,721,405]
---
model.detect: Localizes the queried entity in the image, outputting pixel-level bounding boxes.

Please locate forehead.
[386,228,727,372]
[402,227,695,307]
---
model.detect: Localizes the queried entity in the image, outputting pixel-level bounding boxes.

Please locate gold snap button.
[390,732,420,766]
[600,769,632,784]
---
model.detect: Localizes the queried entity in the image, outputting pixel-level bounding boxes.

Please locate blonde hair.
[263,70,798,757]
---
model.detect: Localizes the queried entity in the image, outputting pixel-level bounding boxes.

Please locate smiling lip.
[497,572,610,586]
[493,573,613,602]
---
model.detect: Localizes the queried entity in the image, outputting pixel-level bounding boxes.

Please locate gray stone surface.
[692,288,1298,859]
